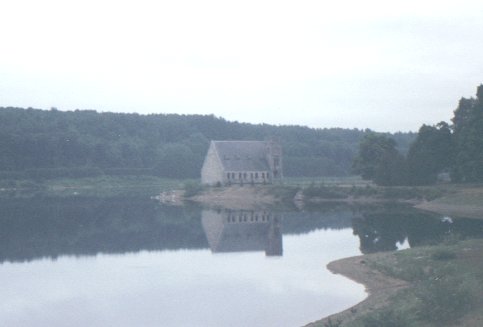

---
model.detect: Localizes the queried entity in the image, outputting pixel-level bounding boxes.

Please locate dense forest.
[0,107,414,179]
[353,84,483,185]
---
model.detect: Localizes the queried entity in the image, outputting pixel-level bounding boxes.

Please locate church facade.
[201,140,282,186]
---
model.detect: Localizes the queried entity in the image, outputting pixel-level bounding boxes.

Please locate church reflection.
[201,209,283,256]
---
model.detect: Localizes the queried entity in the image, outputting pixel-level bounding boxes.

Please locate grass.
[282,176,372,187]
[0,176,195,198]
[429,185,483,206]
[288,182,449,202]
[346,238,483,327]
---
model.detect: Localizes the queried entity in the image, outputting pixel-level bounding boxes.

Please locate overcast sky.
[1,0,482,132]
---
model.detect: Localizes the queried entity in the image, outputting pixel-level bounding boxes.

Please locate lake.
[1,196,483,327]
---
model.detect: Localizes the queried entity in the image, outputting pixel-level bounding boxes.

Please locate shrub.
[302,184,348,199]
[183,181,203,197]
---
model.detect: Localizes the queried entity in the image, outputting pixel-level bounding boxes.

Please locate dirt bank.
[305,254,408,327]
[190,186,277,210]
[415,186,483,219]
[416,201,483,219]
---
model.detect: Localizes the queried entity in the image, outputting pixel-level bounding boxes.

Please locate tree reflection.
[352,205,483,254]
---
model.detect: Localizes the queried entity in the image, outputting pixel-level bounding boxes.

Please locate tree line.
[0,107,414,179]
[353,84,483,185]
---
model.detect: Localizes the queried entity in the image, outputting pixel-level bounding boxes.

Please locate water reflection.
[0,196,207,263]
[351,204,483,253]
[0,197,371,327]
[201,209,283,256]
[2,197,483,327]
[1,197,483,264]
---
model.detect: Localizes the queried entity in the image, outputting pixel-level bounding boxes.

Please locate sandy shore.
[305,254,408,327]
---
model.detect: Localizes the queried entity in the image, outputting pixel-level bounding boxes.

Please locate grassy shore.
[310,238,483,327]
[307,185,483,327]
[416,185,483,219]
[0,176,192,198]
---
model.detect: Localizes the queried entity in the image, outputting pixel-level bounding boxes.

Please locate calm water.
[1,197,483,327]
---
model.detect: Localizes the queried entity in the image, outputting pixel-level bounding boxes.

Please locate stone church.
[201,140,282,185]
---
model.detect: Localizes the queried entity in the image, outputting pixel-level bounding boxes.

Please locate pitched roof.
[213,141,270,171]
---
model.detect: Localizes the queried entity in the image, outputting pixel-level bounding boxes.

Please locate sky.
[1,0,483,132]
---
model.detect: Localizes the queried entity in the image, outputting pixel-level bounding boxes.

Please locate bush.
[183,181,203,197]
[302,184,348,199]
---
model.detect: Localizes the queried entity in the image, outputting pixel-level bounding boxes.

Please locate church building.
[201,140,282,186]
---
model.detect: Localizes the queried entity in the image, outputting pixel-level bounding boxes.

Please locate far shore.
[416,202,483,219]
[184,183,483,219]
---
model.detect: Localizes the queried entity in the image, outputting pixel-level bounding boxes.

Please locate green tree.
[451,84,483,182]
[0,107,416,178]
[154,144,199,178]
[353,133,406,185]
[406,122,452,185]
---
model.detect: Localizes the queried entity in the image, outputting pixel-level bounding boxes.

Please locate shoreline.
[415,201,483,219]
[189,185,278,210]
[305,254,408,327]
[185,184,483,219]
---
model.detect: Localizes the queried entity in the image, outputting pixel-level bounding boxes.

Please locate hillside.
[0,107,415,179]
